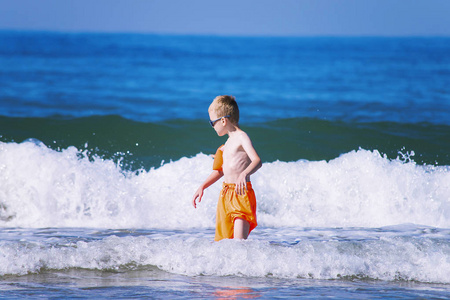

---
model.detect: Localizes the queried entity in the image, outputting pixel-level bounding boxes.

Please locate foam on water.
[1,141,450,283]
[0,140,449,229]
[255,150,450,228]
[0,231,449,283]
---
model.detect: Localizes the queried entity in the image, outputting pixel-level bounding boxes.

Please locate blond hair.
[209,95,239,125]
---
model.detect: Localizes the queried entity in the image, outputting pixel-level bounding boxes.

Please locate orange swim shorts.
[215,182,257,241]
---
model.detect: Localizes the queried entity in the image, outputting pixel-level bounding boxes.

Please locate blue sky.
[0,0,449,36]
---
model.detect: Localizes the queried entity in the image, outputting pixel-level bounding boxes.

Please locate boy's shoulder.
[237,129,253,143]
[228,129,250,143]
[226,130,254,151]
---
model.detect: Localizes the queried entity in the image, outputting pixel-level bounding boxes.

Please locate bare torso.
[222,131,252,184]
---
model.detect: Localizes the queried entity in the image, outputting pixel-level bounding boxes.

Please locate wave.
[1,231,449,283]
[1,115,450,168]
[0,140,449,229]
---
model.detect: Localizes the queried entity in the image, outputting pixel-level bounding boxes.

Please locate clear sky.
[0,0,449,36]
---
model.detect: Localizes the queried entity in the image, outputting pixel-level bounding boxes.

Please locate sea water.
[0,31,450,298]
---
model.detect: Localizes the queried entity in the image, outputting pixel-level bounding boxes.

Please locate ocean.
[0,31,449,298]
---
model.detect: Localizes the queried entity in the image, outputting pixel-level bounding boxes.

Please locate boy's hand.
[192,188,203,208]
[235,173,247,195]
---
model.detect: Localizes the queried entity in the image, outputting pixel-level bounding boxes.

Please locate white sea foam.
[1,141,449,282]
[0,232,449,283]
[0,141,449,229]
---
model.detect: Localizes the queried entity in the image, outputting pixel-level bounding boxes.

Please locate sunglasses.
[209,115,230,127]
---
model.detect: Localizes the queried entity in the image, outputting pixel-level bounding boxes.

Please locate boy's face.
[208,108,227,137]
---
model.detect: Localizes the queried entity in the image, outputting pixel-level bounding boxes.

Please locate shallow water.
[2,270,450,299]
[0,227,449,299]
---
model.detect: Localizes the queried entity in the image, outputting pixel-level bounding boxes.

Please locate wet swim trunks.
[215,182,257,241]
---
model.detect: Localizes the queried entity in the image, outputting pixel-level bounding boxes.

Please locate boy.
[192,95,262,241]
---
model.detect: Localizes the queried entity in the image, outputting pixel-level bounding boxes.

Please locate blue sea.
[0,31,450,299]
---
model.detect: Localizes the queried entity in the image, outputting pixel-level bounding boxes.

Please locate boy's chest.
[223,141,246,162]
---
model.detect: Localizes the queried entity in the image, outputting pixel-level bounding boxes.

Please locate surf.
[0,140,448,229]
[0,227,449,284]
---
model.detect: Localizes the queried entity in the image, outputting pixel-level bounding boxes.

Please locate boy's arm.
[236,133,262,195]
[192,170,223,208]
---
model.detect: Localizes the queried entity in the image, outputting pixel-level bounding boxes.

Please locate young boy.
[192,95,262,241]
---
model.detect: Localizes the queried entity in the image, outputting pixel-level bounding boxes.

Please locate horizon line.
[1,28,449,39]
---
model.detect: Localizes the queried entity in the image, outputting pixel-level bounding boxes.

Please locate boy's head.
[209,95,239,125]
